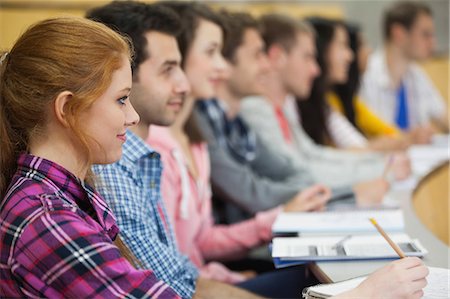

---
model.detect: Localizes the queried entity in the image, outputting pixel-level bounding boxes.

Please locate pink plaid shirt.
[0,153,179,299]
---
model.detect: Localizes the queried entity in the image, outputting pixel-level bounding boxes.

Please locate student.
[330,22,405,142]
[185,11,427,298]
[240,14,411,191]
[0,17,179,298]
[298,17,409,151]
[360,1,448,140]
[88,2,262,298]
[147,10,330,285]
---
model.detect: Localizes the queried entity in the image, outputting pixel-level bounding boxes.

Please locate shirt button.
[150,181,156,189]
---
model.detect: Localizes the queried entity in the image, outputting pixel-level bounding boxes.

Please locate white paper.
[305,267,449,298]
[272,209,404,234]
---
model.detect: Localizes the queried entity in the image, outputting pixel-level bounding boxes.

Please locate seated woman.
[0,17,178,298]
[326,24,409,149]
[147,5,330,286]
[298,17,410,151]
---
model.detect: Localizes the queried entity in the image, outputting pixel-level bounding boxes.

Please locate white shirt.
[327,109,368,149]
[360,49,445,128]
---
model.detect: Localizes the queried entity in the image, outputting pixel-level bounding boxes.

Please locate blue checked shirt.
[93,130,198,298]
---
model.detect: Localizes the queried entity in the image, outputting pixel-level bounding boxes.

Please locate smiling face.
[79,56,139,164]
[326,25,354,84]
[183,18,228,99]
[131,31,190,127]
[226,28,270,98]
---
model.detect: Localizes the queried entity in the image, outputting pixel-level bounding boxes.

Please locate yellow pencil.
[369,217,406,258]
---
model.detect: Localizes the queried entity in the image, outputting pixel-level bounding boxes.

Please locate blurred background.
[1,0,448,101]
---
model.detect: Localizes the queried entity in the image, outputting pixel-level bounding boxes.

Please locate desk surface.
[313,162,450,283]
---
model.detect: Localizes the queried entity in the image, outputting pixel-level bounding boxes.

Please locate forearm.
[193,278,265,299]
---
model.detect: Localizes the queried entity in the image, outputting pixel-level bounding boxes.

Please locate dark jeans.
[236,265,319,298]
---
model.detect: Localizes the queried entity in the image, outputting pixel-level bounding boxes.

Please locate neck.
[216,83,242,119]
[29,133,88,180]
[262,70,289,106]
[385,43,410,88]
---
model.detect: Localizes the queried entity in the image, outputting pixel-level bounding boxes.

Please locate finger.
[410,289,424,299]
[305,195,329,211]
[406,266,429,282]
[393,257,423,269]
[407,279,428,295]
[300,184,328,199]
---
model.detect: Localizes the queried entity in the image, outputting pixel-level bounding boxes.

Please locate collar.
[121,129,159,164]
[17,153,119,239]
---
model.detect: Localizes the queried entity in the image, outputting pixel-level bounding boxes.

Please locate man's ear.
[53,91,73,127]
[267,44,287,69]
[391,23,408,44]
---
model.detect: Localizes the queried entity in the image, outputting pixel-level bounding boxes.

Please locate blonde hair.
[0,17,132,197]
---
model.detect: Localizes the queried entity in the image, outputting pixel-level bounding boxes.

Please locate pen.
[369,217,406,258]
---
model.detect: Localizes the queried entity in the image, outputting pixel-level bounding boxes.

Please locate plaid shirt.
[93,130,198,299]
[0,153,179,299]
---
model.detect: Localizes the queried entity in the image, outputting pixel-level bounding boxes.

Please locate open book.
[302,266,450,298]
[272,209,404,235]
[272,233,427,266]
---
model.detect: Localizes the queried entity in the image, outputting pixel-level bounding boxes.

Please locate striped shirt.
[93,130,198,299]
[0,153,179,299]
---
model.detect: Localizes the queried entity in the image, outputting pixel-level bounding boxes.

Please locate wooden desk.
[413,162,449,246]
[313,162,450,283]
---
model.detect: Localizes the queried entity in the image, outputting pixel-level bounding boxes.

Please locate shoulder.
[241,96,272,113]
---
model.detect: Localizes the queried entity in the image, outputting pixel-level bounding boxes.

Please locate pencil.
[369,217,406,258]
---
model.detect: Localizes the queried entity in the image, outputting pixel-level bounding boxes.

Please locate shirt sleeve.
[194,109,314,214]
[354,97,400,137]
[14,209,179,299]
[197,205,281,261]
[95,166,198,299]
[326,109,368,149]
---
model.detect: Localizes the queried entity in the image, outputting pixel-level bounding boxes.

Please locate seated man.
[360,1,448,140]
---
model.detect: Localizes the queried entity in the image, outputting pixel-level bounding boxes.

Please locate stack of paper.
[272,209,404,235]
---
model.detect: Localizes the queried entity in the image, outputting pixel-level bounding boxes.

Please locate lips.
[117,133,127,142]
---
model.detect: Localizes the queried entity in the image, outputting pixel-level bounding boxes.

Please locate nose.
[125,101,140,127]
[174,69,191,95]
[215,52,229,73]
[313,60,321,78]
[346,46,354,63]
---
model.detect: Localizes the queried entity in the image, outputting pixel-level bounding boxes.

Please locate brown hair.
[0,17,144,268]
[221,10,260,63]
[259,13,315,53]
[384,1,432,41]
[0,17,132,197]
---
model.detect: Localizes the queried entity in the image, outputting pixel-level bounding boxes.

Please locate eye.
[117,95,128,106]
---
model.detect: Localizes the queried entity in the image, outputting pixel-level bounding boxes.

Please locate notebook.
[302,266,450,298]
[272,209,404,235]
[272,233,427,264]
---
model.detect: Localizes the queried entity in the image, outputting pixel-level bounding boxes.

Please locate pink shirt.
[148,126,281,283]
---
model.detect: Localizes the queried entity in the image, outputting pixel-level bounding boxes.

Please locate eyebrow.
[162,60,180,67]
[119,87,131,93]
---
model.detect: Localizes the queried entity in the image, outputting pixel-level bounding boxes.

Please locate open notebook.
[302,267,449,298]
[272,233,427,264]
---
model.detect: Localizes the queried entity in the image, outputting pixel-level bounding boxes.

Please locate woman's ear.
[53,91,73,127]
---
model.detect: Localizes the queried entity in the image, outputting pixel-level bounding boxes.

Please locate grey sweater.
[194,103,353,223]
